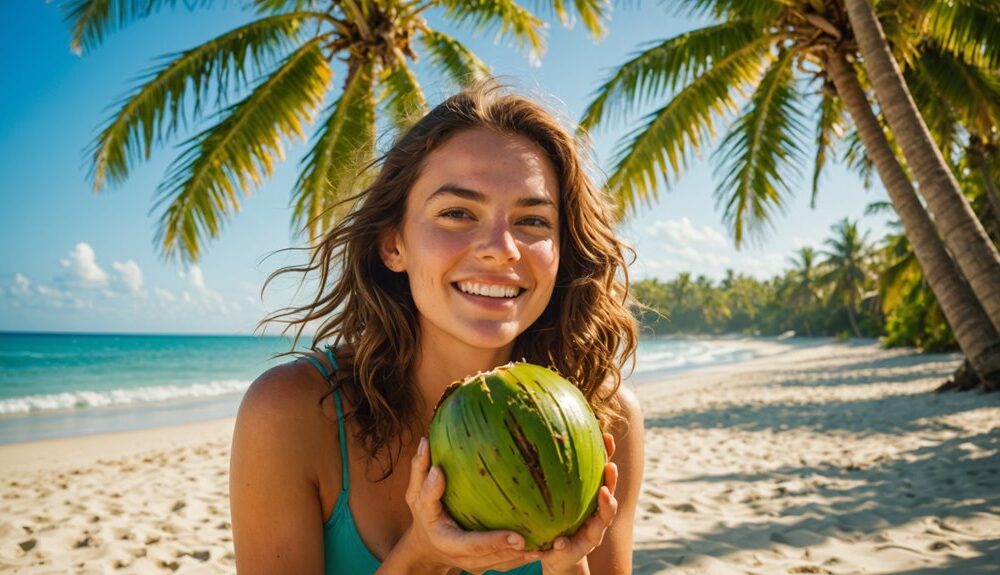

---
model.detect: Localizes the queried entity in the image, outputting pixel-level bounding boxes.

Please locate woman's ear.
[379,230,405,272]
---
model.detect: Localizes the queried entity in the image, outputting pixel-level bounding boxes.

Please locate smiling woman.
[229,80,644,575]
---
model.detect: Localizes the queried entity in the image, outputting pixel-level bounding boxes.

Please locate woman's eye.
[519,216,553,228]
[439,209,472,221]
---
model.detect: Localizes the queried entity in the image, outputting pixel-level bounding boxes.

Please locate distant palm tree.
[842,0,1000,332]
[784,246,819,335]
[820,218,871,338]
[63,0,610,261]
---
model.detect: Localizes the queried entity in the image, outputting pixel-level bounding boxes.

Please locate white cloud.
[14,273,31,294]
[647,217,727,248]
[58,242,108,289]
[155,287,175,302]
[112,260,144,295]
[35,284,90,309]
[188,265,206,290]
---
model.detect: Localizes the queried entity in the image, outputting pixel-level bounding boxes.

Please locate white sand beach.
[2,339,998,574]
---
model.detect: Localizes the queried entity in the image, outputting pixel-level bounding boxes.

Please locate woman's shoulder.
[598,375,643,427]
[235,358,337,443]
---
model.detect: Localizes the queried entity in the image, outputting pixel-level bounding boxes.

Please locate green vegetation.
[62,0,611,261]
[631,215,961,353]
[584,0,1000,387]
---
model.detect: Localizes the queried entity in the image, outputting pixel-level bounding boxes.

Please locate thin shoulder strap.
[301,347,349,491]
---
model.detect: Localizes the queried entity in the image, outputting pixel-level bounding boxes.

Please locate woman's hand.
[397,437,541,575]
[535,433,620,575]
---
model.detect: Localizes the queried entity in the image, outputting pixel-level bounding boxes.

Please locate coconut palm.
[579,0,1000,385]
[783,247,820,334]
[63,0,610,261]
[842,0,1000,331]
[826,49,1000,385]
[891,39,1000,239]
[819,218,871,337]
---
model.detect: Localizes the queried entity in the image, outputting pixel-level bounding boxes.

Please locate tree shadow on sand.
[632,430,1000,573]
[633,351,1000,574]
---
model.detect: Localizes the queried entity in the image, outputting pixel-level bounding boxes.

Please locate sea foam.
[0,379,251,415]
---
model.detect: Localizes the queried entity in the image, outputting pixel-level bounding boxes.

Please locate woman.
[230,81,644,574]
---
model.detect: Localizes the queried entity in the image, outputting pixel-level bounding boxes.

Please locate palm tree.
[579,0,1000,386]
[895,40,1000,240]
[784,247,820,335]
[824,48,1000,385]
[842,0,1000,332]
[819,218,871,337]
[63,0,610,261]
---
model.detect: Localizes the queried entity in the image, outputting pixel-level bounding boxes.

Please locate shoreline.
[0,335,789,447]
[2,340,997,574]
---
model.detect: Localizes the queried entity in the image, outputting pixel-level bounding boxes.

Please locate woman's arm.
[585,383,645,574]
[229,366,328,574]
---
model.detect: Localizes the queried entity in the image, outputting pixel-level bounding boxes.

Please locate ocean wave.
[635,342,757,373]
[0,380,251,416]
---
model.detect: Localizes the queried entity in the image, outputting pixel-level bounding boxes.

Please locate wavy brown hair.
[261,80,638,479]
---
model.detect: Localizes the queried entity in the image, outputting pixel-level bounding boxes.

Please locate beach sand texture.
[1,340,998,574]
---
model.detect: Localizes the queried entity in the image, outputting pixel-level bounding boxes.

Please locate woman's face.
[380,128,561,355]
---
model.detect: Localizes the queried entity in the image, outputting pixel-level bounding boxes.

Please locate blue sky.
[0,1,892,334]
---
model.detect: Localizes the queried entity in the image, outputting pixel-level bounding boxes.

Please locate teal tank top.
[305,347,541,575]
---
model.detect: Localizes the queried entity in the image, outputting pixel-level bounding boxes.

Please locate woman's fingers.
[405,437,430,509]
[602,432,616,459]
[405,436,539,572]
[604,461,619,495]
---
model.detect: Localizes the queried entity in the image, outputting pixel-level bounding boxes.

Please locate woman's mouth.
[452,281,526,300]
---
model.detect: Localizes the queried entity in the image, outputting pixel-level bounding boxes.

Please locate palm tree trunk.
[827,51,1000,387]
[843,0,1000,335]
[846,304,862,338]
[969,143,1000,242]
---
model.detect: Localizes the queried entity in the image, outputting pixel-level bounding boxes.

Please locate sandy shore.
[2,339,998,574]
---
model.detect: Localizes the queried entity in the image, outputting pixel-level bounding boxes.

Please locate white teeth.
[457,282,521,298]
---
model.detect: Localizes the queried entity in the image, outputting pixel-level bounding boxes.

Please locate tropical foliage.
[62,0,611,261]
[579,0,999,245]
[631,215,964,352]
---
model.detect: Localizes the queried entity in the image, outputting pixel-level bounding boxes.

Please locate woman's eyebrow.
[427,184,557,209]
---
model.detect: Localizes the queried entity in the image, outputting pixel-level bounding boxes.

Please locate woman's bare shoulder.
[235,359,333,443]
[598,374,643,434]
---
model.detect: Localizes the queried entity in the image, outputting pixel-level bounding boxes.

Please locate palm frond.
[843,128,877,189]
[528,0,610,40]
[62,0,210,54]
[418,30,492,87]
[669,0,787,26]
[918,0,1000,67]
[251,0,316,13]
[570,0,611,39]
[579,20,761,132]
[877,232,920,313]
[912,42,1000,135]
[864,200,895,216]
[812,87,845,208]
[713,49,806,247]
[602,35,772,214]
[379,61,428,135]
[904,58,962,160]
[154,39,332,261]
[438,0,547,58]
[293,59,376,242]
[89,12,319,191]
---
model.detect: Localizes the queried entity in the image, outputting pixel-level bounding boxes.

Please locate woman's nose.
[477,221,520,263]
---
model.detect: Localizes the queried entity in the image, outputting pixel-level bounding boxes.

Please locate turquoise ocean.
[0,332,759,445]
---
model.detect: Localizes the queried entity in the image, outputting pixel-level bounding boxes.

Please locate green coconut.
[428,362,606,551]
